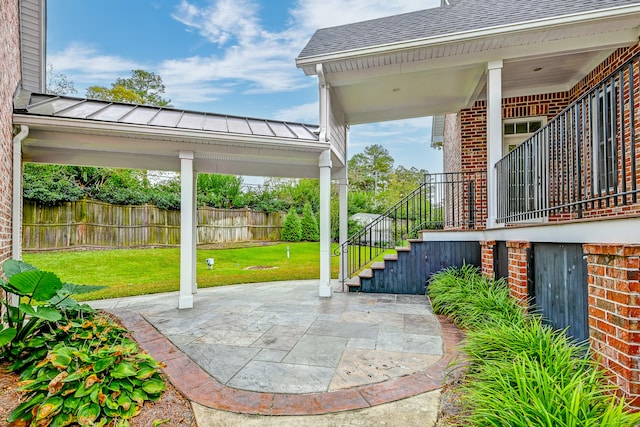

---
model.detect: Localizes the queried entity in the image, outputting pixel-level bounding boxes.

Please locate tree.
[197,174,244,209]
[46,64,77,95]
[300,202,319,241]
[86,70,170,106]
[281,207,302,242]
[348,144,394,192]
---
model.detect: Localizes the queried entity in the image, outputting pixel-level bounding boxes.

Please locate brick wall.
[480,240,495,279]
[506,241,530,305]
[0,1,22,264]
[443,113,461,174]
[584,244,640,407]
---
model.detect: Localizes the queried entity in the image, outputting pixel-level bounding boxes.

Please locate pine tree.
[281,207,302,242]
[300,202,319,241]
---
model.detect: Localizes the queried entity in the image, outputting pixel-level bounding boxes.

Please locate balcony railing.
[341,171,486,279]
[497,52,639,223]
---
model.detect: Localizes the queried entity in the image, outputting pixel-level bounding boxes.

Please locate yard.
[22,242,340,300]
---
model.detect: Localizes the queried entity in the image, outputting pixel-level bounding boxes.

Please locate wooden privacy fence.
[22,199,285,251]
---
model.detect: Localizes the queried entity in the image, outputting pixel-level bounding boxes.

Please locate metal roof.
[297,0,640,60]
[17,93,320,142]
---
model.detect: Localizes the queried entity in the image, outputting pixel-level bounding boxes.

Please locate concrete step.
[383,254,398,262]
[371,261,386,270]
[359,268,373,279]
[345,276,361,292]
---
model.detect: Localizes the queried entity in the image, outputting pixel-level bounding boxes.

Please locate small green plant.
[429,264,524,329]
[300,202,319,241]
[281,207,302,242]
[0,260,103,362]
[8,314,166,426]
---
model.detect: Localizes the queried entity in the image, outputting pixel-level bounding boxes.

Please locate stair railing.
[339,171,486,281]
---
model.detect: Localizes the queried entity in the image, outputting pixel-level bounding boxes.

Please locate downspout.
[12,124,28,261]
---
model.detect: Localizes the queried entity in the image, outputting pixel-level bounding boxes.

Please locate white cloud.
[48,43,144,86]
[51,1,442,109]
[291,0,440,32]
[273,102,318,123]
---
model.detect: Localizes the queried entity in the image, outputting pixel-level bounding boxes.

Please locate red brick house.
[297,0,640,407]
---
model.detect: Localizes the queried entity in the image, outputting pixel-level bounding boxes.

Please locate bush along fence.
[22,199,285,251]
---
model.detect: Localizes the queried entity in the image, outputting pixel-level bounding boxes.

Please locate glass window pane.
[529,121,542,132]
[515,122,528,134]
[504,123,515,134]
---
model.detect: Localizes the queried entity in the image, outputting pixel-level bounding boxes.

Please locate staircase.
[345,238,483,294]
[341,171,487,294]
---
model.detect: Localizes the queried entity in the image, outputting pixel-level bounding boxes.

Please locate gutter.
[296,4,640,70]
[12,124,28,262]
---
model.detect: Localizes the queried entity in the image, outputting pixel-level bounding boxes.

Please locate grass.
[428,265,640,427]
[23,242,339,301]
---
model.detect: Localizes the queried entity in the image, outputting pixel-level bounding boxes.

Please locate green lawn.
[23,242,339,301]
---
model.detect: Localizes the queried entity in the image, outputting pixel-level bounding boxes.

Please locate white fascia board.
[13,114,329,153]
[296,4,640,71]
[422,216,640,245]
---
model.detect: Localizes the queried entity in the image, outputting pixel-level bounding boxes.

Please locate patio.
[89,280,462,417]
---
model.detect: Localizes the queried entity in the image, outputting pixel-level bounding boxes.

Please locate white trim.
[179,151,195,309]
[421,216,640,245]
[319,150,333,297]
[486,60,503,228]
[296,5,640,67]
[12,125,28,262]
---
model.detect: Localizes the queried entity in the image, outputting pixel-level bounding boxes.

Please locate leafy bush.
[281,207,302,242]
[300,202,319,241]
[0,260,104,362]
[0,260,166,426]
[429,264,524,329]
[9,315,166,427]
[429,266,640,427]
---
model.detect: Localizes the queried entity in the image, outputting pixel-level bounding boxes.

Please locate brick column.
[584,244,640,408]
[480,240,495,279]
[507,241,531,305]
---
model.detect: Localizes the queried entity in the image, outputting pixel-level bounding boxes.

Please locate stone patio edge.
[108,309,464,416]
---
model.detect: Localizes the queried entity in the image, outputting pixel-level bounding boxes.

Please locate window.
[591,85,617,192]
[503,117,545,155]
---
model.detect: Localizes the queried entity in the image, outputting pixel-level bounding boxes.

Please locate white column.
[319,150,333,297]
[487,60,503,229]
[191,171,198,295]
[338,169,348,288]
[179,151,195,309]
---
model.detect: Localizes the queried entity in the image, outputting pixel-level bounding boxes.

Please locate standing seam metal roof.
[297,0,640,59]
[17,93,320,142]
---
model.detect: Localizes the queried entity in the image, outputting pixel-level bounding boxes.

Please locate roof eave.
[295,4,640,73]
[13,114,327,152]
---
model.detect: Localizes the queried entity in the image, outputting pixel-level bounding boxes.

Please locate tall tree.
[86,70,170,106]
[348,144,394,192]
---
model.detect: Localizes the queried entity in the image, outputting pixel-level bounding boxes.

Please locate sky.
[46,0,443,179]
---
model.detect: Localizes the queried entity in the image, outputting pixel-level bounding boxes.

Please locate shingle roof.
[16,93,320,141]
[297,0,640,59]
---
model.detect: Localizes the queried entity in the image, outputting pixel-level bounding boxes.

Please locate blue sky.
[47,0,443,175]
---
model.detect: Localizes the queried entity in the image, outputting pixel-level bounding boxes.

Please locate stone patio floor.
[89,280,463,424]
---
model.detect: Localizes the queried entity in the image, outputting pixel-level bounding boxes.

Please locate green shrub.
[429,264,525,329]
[0,260,166,426]
[281,207,302,242]
[429,266,640,427]
[300,202,319,241]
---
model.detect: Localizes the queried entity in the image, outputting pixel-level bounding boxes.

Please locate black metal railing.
[497,52,639,223]
[340,171,486,279]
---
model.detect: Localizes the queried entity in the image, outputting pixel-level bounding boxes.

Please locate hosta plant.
[0,259,104,362]
[8,314,166,427]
